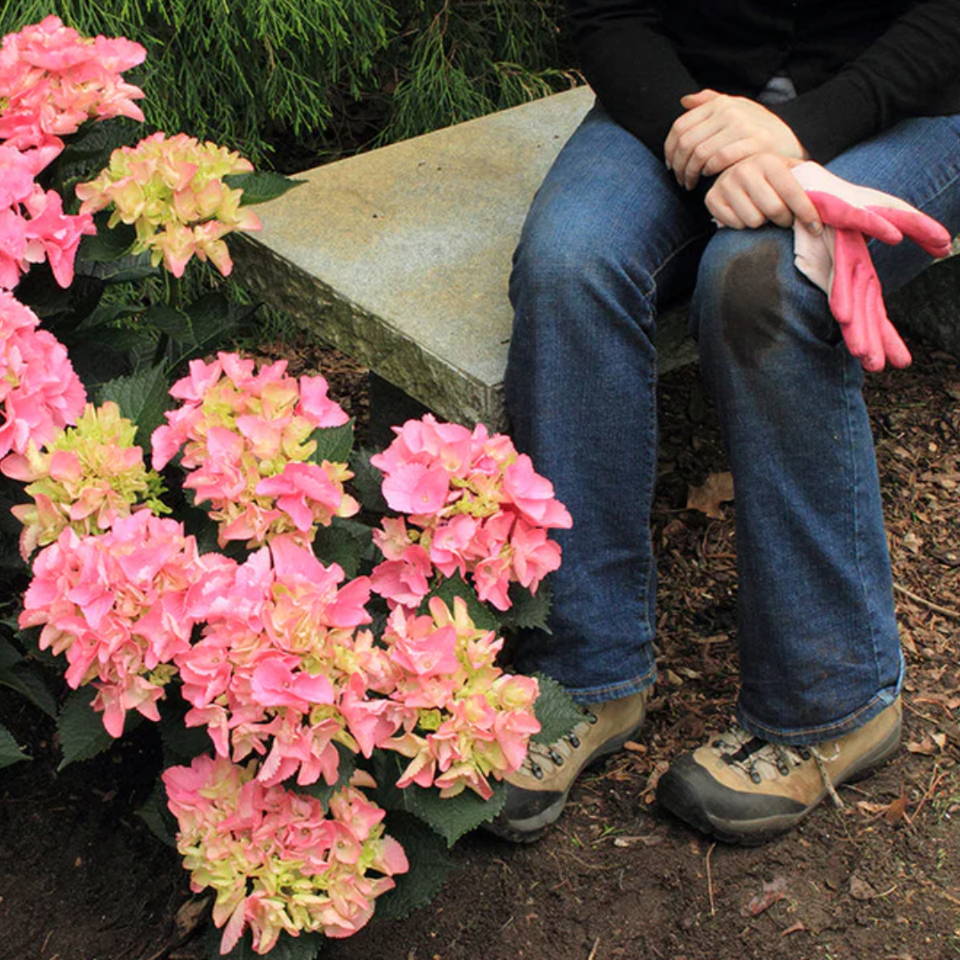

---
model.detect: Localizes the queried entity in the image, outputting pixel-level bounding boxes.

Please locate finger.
[767,164,822,232]
[724,184,768,229]
[705,192,746,230]
[678,128,736,188]
[680,89,721,110]
[807,192,903,244]
[665,111,722,175]
[736,174,793,227]
[867,206,952,259]
[700,139,760,178]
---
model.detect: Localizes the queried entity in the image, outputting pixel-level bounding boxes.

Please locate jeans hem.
[565,665,657,706]
[735,659,904,746]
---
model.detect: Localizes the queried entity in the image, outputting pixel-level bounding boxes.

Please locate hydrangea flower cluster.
[163,756,408,954]
[152,352,359,547]
[76,131,262,277]
[0,15,145,164]
[0,141,96,290]
[379,596,541,799]
[176,535,394,787]
[0,400,167,559]
[0,291,85,460]
[369,415,572,610]
[19,511,206,736]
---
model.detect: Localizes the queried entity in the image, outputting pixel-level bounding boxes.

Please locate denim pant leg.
[505,104,712,702]
[691,115,960,744]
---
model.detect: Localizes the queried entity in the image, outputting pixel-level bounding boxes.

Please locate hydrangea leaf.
[0,724,29,769]
[423,575,497,631]
[373,811,455,920]
[224,172,305,206]
[0,660,57,718]
[98,362,171,449]
[400,779,506,848]
[78,212,136,261]
[499,581,553,634]
[135,780,177,848]
[530,673,584,746]
[309,421,355,465]
[311,517,375,579]
[57,686,122,770]
[348,447,388,514]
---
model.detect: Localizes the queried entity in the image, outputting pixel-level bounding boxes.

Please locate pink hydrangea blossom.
[19,512,206,736]
[1,400,166,558]
[369,414,571,610]
[0,16,145,164]
[151,353,356,547]
[380,597,541,799]
[0,291,85,458]
[76,132,261,277]
[163,756,408,953]
[175,536,400,787]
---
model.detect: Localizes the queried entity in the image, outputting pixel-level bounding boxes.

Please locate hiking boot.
[486,688,650,843]
[657,698,902,845]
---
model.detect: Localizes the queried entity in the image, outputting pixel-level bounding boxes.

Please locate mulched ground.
[1,339,957,960]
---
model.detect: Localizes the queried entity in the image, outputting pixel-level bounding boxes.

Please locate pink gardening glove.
[791,161,952,372]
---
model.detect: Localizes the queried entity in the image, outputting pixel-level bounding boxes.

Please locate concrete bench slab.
[232,86,958,429]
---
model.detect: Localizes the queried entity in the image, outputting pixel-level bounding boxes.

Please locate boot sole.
[658,724,901,846]
[485,722,646,843]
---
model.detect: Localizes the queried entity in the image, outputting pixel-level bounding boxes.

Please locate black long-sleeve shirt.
[566,0,960,162]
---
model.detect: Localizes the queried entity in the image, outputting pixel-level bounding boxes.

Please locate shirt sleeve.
[771,0,960,162]
[565,0,700,156]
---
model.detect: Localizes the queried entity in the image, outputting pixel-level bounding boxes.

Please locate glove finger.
[829,228,864,326]
[807,191,903,244]
[874,291,912,369]
[866,205,952,259]
[856,265,885,371]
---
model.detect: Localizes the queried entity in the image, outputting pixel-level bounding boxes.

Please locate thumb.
[680,89,720,109]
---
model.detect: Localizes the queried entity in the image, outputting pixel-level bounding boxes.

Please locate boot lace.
[521,710,598,780]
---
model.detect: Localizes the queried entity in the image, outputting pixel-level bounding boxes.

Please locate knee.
[692,229,833,370]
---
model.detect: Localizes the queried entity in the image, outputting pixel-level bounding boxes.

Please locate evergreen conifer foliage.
[1,1,570,165]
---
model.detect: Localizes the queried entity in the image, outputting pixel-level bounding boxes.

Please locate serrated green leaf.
[348,447,388,514]
[530,673,584,746]
[224,171,306,205]
[79,214,136,262]
[0,724,29,768]
[290,743,356,811]
[135,780,178,848]
[422,575,497,631]
[498,581,553,634]
[76,250,157,285]
[401,780,506,847]
[57,687,114,770]
[97,363,171,449]
[0,662,57,718]
[374,811,454,921]
[143,303,192,342]
[309,422,354,465]
[311,518,374,579]
[0,636,21,671]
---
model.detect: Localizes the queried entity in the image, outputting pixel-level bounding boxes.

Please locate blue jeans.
[505,104,960,745]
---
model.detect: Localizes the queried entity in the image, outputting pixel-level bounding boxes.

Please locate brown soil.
[1,340,958,960]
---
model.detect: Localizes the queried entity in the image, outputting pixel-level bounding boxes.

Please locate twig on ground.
[706,841,717,917]
[893,583,960,619]
[911,763,950,823]
[587,936,601,960]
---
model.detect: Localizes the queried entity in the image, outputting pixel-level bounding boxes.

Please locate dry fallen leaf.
[906,738,940,756]
[741,876,788,917]
[686,471,735,520]
[883,792,910,825]
[175,897,211,939]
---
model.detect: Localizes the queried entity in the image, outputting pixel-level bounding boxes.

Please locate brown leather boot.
[657,698,902,844]
[486,689,649,842]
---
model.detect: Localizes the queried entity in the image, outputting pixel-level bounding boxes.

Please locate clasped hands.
[664,90,951,371]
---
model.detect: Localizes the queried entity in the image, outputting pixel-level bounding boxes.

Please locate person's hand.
[791,161,953,372]
[664,89,809,190]
[705,153,821,231]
